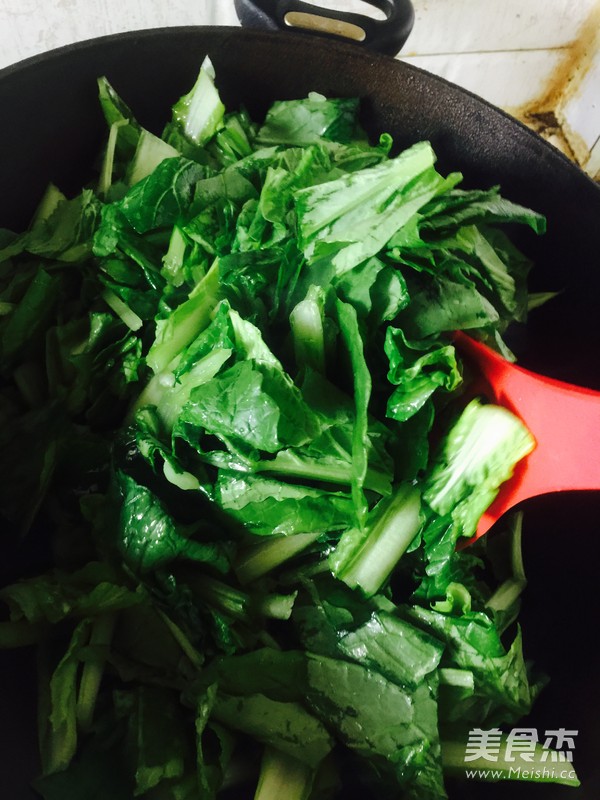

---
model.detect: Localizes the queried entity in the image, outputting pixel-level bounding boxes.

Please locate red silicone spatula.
[454,331,600,541]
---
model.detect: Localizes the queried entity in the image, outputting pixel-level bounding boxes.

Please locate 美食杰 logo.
[457,727,580,785]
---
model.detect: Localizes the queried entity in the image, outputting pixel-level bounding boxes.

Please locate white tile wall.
[402,49,568,110]
[0,0,239,65]
[406,0,597,54]
[403,0,600,176]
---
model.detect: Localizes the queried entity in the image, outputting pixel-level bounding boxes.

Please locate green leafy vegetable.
[423,399,536,539]
[0,58,563,800]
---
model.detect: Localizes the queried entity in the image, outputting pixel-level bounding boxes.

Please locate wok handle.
[234,0,414,57]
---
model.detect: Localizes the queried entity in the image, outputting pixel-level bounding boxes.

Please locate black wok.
[0,25,599,799]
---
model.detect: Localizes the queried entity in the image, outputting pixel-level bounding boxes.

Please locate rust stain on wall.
[520,3,600,116]
[508,3,600,166]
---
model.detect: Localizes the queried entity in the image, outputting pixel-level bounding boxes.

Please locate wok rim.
[0,24,597,195]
